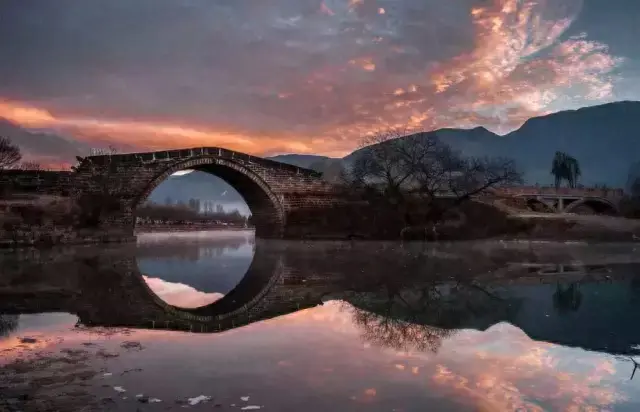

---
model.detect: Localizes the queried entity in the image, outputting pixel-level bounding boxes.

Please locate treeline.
[137,201,249,226]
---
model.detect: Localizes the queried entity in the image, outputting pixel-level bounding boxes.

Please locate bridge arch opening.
[133,157,286,238]
[565,198,619,216]
[137,230,256,309]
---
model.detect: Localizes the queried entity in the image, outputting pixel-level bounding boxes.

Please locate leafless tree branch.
[343,129,523,223]
[0,137,22,170]
[17,161,42,171]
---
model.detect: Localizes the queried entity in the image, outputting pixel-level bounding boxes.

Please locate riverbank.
[2,202,639,248]
[135,225,252,234]
[0,226,136,249]
[505,213,640,243]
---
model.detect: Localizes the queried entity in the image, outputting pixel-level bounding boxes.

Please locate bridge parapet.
[85,147,322,178]
[492,186,625,198]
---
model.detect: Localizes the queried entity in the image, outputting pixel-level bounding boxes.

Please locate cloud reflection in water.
[142,276,225,308]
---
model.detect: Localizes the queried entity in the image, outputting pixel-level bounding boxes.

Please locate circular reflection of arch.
[132,157,286,238]
[137,231,256,309]
[137,239,285,321]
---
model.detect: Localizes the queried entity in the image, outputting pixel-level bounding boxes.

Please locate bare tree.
[0,137,22,169]
[17,161,42,171]
[343,129,522,223]
[0,315,19,337]
[344,127,417,202]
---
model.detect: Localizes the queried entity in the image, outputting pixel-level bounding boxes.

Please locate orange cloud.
[427,0,621,127]
[0,100,350,157]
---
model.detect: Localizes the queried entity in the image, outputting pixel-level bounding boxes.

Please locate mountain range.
[271,101,640,189]
[2,101,640,210]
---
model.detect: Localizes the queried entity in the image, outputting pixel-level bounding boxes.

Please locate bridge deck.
[85,147,322,177]
[492,186,624,198]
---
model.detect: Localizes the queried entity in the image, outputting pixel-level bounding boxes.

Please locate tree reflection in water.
[350,306,455,353]
[552,282,582,314]
[345,273,523,353]
[0,314,18,338]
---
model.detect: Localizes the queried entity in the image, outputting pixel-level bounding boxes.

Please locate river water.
[2,231,640,411]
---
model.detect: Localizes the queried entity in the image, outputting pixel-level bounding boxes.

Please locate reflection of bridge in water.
[2,241,640,356]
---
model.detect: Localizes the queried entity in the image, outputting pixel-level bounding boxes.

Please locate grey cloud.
[0,119,90,162]
[0,0,480,134]
[0,119,143,163]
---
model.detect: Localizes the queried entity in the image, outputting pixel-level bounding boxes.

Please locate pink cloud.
[142,276,224,309]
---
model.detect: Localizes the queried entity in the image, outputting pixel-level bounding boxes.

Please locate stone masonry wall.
[73,147,353,239]
[0,170,73,196]
[0,170,136,247]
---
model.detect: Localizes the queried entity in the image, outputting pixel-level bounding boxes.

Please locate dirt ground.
[0,329,143,412]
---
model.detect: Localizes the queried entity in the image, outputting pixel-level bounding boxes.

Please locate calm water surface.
[2,231,640,411]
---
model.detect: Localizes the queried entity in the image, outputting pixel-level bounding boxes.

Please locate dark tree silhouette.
[0,137,22,169]
[17,161,42,171]
[552,282,583,314]
[344,129,521,206]
[350,306,455,353]
[341,128,522,237]
[551,151,581,189]
[136,202,248,226]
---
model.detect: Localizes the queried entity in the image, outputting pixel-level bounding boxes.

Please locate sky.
[0,0,638,162]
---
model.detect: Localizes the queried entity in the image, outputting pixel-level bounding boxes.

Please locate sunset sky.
[1,0,638,161]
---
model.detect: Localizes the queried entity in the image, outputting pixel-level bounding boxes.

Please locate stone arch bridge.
[72,147,341,239]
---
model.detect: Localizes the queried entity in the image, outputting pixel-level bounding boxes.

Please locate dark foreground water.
[3,231,640,411]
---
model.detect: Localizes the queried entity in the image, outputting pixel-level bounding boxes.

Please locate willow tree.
[551,151,582,189]
[0,137,22,170]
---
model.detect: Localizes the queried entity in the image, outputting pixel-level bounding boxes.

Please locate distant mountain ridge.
[269,101,640,189]
[267,154,333,169]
